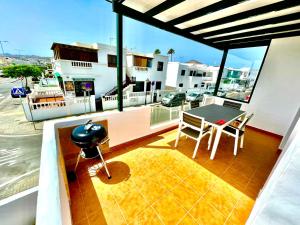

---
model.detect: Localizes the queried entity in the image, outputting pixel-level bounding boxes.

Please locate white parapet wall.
[0,187,38,225]
[22,96,96,121]
[102,90,173,111]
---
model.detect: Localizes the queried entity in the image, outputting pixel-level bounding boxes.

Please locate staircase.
[105,75,136,96]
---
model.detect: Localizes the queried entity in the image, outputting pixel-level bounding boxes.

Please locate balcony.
[34,101,296,225]
[134,66,148,71]
[67,126,280,225]
[71,61,93,68]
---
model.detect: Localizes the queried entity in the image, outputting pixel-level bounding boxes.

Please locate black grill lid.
[71,120,107,145]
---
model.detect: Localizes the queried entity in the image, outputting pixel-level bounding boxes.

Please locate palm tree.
[167,48,175,61]
[154,49,161,55]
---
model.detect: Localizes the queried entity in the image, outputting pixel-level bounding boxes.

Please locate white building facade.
[126,53,169,92]
[165,62,219,91]
[52,42,127,98]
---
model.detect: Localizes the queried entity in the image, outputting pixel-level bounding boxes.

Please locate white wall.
[23,96,96,121]
[0,188,38,225]
[245,37,300,135]
[166,62,180,87]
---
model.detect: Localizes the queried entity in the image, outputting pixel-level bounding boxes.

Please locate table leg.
[210,127,222,160]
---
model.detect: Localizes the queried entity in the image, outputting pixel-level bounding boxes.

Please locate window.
[155,81,162,90]
[107,54,117,67]
[179,83,183,87]
[189,71,193,76]
[181,70,185,76]
[216,46,268,102]
[133,81,144,92]
[134,56,152,68]
[157,61,164,71]
[194,84,198,88]
[74,80,95,97]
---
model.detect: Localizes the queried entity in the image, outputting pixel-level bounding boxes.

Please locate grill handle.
[84,120,94,131]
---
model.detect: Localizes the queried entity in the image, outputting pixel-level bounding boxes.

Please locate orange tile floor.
[68,128,281,225]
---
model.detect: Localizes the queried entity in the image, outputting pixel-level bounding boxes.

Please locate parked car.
[10,87,31,98]
[161,92,186,107]
[186,92,203,102]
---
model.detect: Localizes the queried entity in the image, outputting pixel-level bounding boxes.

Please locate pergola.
[110,0,300,111]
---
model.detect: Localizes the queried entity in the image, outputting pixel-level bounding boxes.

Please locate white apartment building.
[52,42,127,98]
[165,61,219,91]
[52,42,169,98]
[126,53,169,92]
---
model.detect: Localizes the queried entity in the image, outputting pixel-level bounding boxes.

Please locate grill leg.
[96,146,111,179]
[74,150,82,172]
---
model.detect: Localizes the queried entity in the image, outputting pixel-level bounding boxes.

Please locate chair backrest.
[202,94,215,106]
[239,113,254,130]
[223,100,242,110]
[182,112,205,131]
[190,100,200,109]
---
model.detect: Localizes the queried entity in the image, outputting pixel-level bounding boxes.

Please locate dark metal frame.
[110,0,299,110]
[213,44,271,104]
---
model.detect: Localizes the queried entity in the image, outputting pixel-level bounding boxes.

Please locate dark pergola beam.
[213,49,228,96]
[215,30,300,48]
[217,40,271,49]
[113,3,221,50]
[184,0,300,33]
[208,23,300,43]
[198,12,300,38]
[168,0,246,26]
[145,0,185,17]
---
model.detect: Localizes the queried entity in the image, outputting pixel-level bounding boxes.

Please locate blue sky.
[0,0,266,67]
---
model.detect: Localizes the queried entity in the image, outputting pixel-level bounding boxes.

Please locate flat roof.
[50,42,98,52]
[112,0,300,49]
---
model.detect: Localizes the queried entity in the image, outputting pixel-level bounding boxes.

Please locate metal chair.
[202,94,215,106]
[220,113,254,156]
[223,100,242,110]
[175,112,213,159]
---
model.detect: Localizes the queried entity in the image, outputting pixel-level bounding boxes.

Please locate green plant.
[2,64,44,89]
[154,49,161,55]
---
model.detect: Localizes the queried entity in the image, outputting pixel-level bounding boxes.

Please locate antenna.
[14,49,25,58]
[0,41,8,56]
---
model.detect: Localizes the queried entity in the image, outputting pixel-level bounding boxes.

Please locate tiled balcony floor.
[68,128,281,225]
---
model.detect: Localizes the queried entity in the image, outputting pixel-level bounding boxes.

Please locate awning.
[112,0,300,49]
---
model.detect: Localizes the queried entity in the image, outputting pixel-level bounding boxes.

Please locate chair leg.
[240,134,244,148]
[192,136,202,159]
[207,130,213,150]
[234,135,239,156]
[175,131,181,147]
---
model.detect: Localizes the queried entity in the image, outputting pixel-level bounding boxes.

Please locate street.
[0,77,43,200]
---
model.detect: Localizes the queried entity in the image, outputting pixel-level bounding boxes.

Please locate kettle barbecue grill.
[71,120,111,179]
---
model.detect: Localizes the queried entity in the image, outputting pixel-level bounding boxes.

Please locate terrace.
[8,1,299,225]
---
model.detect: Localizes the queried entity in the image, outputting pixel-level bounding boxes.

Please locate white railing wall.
[22,96,96,121]
[102,91,161,111]
[101,90,175,111]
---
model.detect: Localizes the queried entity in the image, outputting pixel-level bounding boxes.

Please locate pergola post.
[214,49,228,96]
[116,12,123,111]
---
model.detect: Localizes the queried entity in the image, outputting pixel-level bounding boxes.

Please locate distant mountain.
[185,59,203,65]
[2,53,51,60]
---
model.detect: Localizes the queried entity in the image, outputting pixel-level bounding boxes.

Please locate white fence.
[102,90,174,111]
[22,96,96,121]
